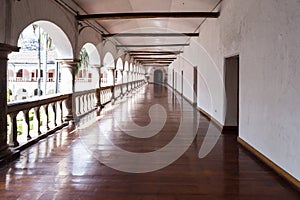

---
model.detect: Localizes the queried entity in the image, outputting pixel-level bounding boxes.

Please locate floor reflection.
[0,84,299,199]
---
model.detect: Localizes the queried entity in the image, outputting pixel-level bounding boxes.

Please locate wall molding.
[165,83,224,130]
[237,137,300,191]
[167,82,300,190]
[196,106,223,131]
[166,82,300,191]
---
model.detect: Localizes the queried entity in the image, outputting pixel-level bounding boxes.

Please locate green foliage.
[17,117,23,135]
[76,48,90,75]
[7,90,11,102]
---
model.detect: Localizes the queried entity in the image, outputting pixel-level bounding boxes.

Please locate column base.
[0,145,20,166]
[64,115,74,122]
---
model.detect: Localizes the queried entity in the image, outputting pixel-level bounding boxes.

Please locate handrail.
[6,79,146,151]
[7,93,71,149]
[8,93,70,114]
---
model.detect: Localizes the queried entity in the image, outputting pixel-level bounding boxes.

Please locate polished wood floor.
[0,84,299,200]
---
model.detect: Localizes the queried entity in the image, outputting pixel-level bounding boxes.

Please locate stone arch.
[12,20,73,59]
[8,21,74,97]
[11,0,75,58]
[124,54,131,66]
[124,61,129,71]
[34,21,73,59]
[103,52,115,69]
[116,49,127,61]
[116,58,123,70]
[76,43,101,91]
[101,40,117,65]
[80,43,101,66]
[116,58,124,84]
[102,52,115,86]
[123,61,129,83]
[77,26,102,59]
[129,63,134,72]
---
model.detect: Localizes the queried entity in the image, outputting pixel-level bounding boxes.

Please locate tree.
[77,48,90,77]
[32,24,53,95]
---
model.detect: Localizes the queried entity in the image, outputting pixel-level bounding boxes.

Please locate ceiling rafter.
[130,54,177,57]
[127,51,183,54]
[136,60,175,62]
[102,33,199,37]
[134,57,176,60]
[142,65,170,67]
[140,61,172,63]
[77,12,220,21]
[117,43,189,48]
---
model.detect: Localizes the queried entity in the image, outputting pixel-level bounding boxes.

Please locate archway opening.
[116,58,123,84]
[154,69,163,84]
[102,52,115,86]
[76,43,100,91]
[8,21,73,101]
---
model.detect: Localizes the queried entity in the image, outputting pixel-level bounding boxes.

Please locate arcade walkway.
[0,84,299,200]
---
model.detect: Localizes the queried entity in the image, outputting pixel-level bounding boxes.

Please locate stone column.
[0,43,19,159]
[94,65,101,108]
[119,69,124,96]
[127,71,130,93]
[111,68,116,101]
[59,59,77,122]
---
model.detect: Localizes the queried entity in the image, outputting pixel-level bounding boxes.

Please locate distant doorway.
[224,55,239,134]
[172,69,175,88]
[154,69,163,84]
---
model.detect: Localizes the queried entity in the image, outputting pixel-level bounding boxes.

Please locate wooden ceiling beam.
[127,51,183,54]
[143,65,169,67]
[140,62,172,64]
[130,54,177,56]
[117,43,189,48]
[134,57,176,60]
[137,60,175,62]
[102,33,199,37]
[77,12,220,21]
[130,54,179,56]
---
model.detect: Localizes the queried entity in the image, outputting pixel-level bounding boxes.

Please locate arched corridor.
[0,0,300,198]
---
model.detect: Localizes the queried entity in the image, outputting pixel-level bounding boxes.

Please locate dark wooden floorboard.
[0,84,299,200]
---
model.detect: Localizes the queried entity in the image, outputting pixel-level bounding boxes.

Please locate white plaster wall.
[237,0,300,181]
[168,0,300,181]
[181,59,194,102]
[179,35,225,123]
[188,0,300,181]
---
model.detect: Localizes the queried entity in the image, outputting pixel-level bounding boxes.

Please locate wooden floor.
[0,84,299,200]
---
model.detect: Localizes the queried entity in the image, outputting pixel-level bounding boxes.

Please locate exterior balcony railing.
[75,78,92,83]
[8,77,57,82]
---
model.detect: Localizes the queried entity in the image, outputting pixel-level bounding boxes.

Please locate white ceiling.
[73,0,221,61]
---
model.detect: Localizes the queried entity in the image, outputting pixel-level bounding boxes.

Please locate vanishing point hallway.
[0,84,299,199]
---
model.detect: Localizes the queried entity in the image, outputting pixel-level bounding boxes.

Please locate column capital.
[57,59,80,67]
[0,43,19,59]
